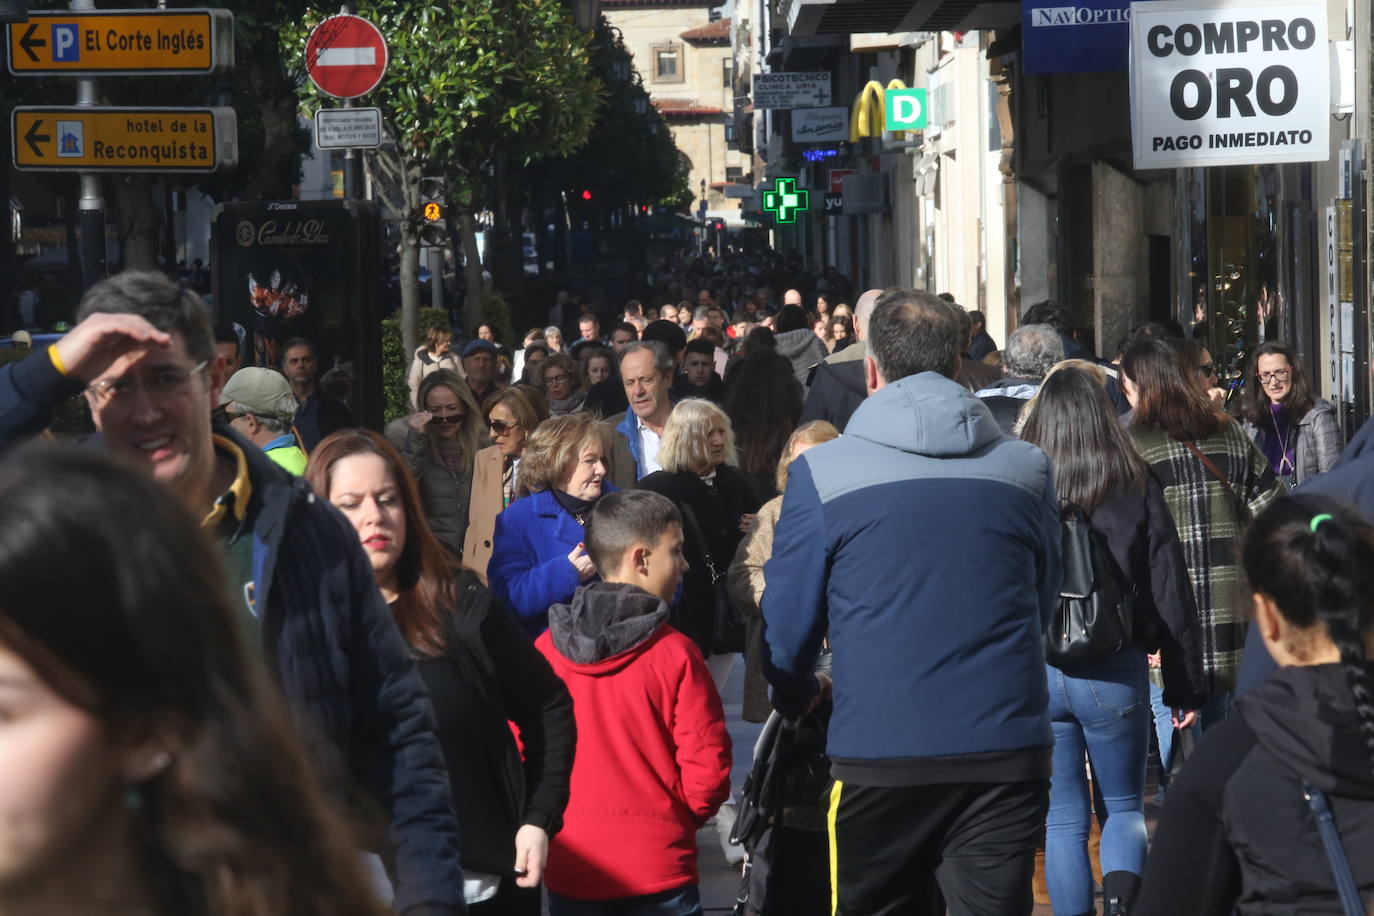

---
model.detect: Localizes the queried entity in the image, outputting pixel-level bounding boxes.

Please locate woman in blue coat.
[489,412,618,637]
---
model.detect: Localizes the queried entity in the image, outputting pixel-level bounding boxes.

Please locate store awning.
[782,0,1020,36]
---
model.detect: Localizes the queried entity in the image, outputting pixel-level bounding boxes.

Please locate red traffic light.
[581,189,593,201]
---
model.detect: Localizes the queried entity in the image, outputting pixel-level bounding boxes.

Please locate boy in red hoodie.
[537,489,732,916]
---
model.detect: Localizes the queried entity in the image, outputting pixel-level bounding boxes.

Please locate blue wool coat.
[488,485,618,638]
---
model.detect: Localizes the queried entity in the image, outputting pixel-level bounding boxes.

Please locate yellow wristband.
[48,344,69,377]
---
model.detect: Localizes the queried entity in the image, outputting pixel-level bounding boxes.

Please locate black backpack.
[1045,500,1134,665]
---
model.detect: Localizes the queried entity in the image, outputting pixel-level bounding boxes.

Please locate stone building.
[604,0,751,225]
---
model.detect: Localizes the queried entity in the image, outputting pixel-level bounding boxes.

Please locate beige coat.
[463,445,506,585]
[727,495,782,723]
[407,346,462,409]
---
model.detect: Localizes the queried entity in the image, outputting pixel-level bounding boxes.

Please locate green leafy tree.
[533,22,690,212]
[291,0,600,356]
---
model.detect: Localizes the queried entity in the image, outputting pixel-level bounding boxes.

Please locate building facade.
[743,0,1373,424]
[604,0,751,226]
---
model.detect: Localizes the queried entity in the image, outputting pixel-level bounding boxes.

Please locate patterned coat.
[1130,420,1285,694]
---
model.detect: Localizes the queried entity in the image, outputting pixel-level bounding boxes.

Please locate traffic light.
[419,177,446,246]
[580,189,593,201]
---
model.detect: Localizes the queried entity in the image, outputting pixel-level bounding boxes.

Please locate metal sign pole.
[339,2,363,200]
[342,98,363,200]
[72,0,106,289]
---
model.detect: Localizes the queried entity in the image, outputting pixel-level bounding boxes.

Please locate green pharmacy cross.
[763,178,809,223]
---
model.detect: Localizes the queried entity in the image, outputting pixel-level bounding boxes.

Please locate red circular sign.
[306,14,388,100]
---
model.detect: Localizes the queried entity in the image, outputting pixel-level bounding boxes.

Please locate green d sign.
[885,88,927,130]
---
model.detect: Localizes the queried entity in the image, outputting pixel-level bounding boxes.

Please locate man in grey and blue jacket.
[762,288,1062,916]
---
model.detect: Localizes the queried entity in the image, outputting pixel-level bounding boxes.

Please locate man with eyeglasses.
[0,270,468,916]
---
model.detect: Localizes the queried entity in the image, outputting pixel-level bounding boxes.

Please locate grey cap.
[219,367,298,422]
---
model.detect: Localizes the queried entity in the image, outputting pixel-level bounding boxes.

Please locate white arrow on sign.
[316,47,377,66]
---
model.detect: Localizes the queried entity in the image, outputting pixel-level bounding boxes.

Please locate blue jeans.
[548,885,702,916]
[1149,681,1173,793]
[1045,653,1150,916]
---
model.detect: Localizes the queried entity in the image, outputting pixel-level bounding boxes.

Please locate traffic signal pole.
[73,0,108,289]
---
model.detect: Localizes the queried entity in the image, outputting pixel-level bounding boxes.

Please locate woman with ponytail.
[1136,493,1374,915]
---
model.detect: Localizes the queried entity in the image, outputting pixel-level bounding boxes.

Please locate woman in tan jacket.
[407,325,462,410]
[463,385,550,583]
[727,420,839,722]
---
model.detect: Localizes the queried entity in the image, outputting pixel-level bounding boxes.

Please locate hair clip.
[1310,513,1333,533]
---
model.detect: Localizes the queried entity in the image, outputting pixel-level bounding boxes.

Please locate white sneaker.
[715,803,745,866]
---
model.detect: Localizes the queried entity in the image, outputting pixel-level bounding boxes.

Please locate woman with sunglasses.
[1237,341,1341,487]
[464,386,551,585]
[389,369,485,558]
[1172,338,1227,407]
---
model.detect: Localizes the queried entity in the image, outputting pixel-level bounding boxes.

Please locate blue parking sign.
[52,23,79,62]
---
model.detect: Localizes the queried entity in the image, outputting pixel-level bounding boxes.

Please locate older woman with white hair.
[638,399,761,669]
[639,398,761,867]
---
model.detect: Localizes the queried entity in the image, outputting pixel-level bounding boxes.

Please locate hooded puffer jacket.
[763,371,1062,786]
[773,328,830,388]
[1137,663,1374,915]
[537,582,731,901]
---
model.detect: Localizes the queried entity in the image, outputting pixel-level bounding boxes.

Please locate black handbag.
[1045,500,1134,665]
[680,502,747,655]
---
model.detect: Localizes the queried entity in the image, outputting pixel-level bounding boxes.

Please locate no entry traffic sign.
[305,14,387,99]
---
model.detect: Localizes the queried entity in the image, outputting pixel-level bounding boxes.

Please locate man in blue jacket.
[0,271,465,915]
[762,288,1062,916]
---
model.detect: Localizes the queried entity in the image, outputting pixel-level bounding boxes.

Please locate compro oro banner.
[1129,0,1328,168]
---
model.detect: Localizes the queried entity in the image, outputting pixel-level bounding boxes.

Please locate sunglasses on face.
[1257,369,1291,384]
[488,418,520,434]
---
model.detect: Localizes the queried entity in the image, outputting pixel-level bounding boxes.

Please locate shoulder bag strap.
[678,502,721,582]
[1303,781,1367,916]
[1178,438,1250,521]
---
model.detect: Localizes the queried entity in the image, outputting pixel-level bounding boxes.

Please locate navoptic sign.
[1023,0,1136,73]
[1129,0,1328,168]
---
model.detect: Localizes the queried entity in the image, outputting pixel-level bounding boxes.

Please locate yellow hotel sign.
[7,9,234,75]
[12,108,239,173]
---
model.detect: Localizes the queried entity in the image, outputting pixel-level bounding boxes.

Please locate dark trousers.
[547,884,702,916]
[469,880,541,916]
[828,779,1049,916]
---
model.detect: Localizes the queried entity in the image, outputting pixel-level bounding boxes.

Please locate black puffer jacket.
[638,466,760,655]
[1137,663,1374,915]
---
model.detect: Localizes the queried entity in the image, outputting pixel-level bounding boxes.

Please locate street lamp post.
[570,0,598,30]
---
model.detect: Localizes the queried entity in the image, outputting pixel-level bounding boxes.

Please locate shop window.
[654,44,683,83]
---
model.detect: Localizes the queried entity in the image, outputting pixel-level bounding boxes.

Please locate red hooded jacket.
[536,582,731,901]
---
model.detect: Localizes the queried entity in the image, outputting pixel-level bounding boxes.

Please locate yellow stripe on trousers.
[828,779,844,916]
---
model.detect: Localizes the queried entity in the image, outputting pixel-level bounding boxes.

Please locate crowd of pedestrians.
[0,255,1372,916]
